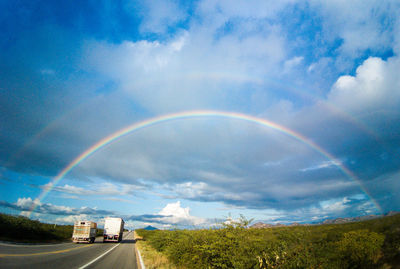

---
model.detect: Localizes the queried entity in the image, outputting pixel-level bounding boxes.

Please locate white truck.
[103,217,124,242]
[72,221,97,243]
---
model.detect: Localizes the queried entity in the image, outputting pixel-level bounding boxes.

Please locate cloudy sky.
[1,0,400,229]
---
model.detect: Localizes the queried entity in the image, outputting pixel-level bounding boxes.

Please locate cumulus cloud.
[328,56,400,112]
[128,201,206,227]
[158,201,206,225]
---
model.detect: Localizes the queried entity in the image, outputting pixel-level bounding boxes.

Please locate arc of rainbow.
[28,110,383,216]
[5,73,384,182]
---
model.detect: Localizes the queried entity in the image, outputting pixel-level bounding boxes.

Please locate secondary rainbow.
[28,110,383,215]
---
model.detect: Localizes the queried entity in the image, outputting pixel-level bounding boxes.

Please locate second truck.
[103,217,124,242]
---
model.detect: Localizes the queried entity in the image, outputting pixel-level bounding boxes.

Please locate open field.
[136,214,400,269]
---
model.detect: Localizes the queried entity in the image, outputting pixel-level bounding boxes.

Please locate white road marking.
[133,231,146,269]
[78,243,120,269]
[137,248,146,269]
[78,231,132,269]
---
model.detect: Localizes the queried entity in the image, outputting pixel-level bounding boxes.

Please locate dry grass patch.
[135,231,180,269]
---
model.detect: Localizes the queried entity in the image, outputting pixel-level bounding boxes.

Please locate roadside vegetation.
[0,213,103,243]
[136,214,400,269]
[0,213,73,242]
[134,231,178,269]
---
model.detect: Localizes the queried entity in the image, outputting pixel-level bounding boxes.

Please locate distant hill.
[250,222,274,228]
[323,211,400,224]
[250,211,400,228]
[143,225,158,230]
[322,215,380,224]
[386,211,400,216]
[250,222,308,228]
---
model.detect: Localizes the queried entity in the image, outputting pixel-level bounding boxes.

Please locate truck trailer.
[72,221,97,243]
[103,217,124,242]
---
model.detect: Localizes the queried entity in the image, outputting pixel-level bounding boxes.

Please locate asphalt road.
[0,232,137,269]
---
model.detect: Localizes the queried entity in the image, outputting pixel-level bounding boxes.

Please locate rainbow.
[28,110,383,215]
[6,77,383,176]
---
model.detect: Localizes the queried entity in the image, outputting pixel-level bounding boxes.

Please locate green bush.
[335,230,385,268]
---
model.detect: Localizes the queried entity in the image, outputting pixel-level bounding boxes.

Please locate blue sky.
[1,0,400,229]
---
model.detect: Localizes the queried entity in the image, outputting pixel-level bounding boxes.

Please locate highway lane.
[83,232,137,269]
[0,232,137,269]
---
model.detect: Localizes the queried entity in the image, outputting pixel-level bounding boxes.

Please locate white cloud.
[54,214,90,224]
[84,9,287,113]
[20,211,31,217]
[1,197,115,217]
[328,56,400,112]
[173,182,210,199]
[283,56,304,73]
[126,201,207,227]
[41,182,143,196]
[260,195,379,224]
[158,201,206,226]
[320,197,350,212]
[300,160,343,172]
[13,197,73,215]
[16,197,41,209]
[310,0,399,56]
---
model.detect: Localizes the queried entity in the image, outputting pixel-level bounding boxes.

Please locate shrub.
[335,229,385,268]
